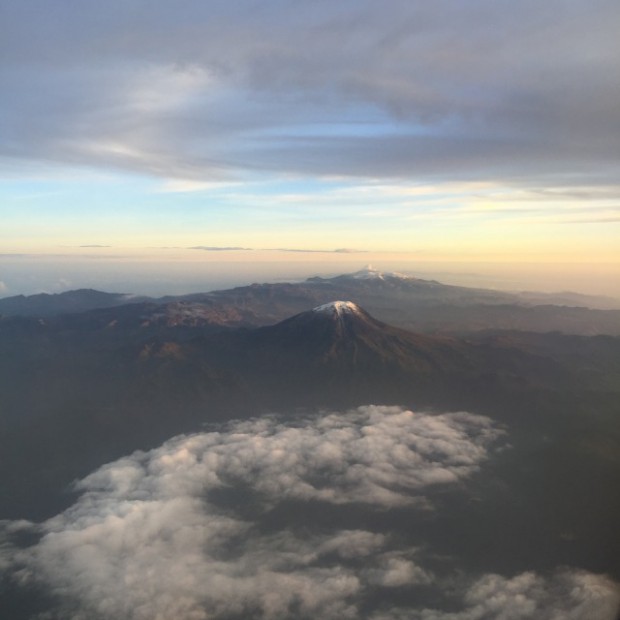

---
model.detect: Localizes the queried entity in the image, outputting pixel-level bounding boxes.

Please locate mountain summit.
[243,300,465,377]
[266,299,388,346]
[312,300,362,315]
[346,265,414,280]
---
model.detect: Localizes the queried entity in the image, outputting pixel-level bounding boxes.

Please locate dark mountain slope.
[0,300,618,520]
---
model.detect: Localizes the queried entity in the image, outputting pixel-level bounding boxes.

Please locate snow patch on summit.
[313,301,362,316]
[350,265,413,280]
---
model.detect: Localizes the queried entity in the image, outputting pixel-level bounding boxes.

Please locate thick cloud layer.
[69,405,500,508]
[1,1,618,186]
[1,406,618,619]
[373,570,620,620]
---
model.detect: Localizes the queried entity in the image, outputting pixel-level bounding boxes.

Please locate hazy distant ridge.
[1,268,619,336]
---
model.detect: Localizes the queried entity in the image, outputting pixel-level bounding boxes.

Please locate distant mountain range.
[2,266,619,335]
[0,288,143,317]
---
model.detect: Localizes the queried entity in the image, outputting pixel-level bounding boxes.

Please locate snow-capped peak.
[350,265,412,280]
[312,301,362,316]
[351,265,383,280]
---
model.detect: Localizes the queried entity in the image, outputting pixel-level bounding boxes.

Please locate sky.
[1,0,619,297]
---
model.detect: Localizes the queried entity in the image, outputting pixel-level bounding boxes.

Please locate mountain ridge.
[2,268,618,335]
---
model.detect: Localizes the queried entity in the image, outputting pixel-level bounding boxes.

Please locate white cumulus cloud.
[372,570,620,620]
[1,406,617,620]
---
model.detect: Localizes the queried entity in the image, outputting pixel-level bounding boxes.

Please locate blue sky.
[1,0,619,296]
